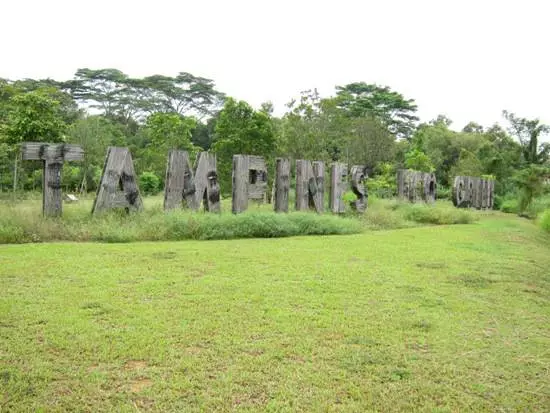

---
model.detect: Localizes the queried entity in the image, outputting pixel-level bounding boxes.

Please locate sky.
[1,0,548,132]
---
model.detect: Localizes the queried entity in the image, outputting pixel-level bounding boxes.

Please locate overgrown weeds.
[0,197,482,243]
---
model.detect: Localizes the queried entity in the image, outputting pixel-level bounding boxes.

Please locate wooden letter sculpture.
[274,158,290,212]
[329,162,347,214]
[21,142,84,217]
[164,150,195,211]
[350,165,367,212]
[92,147,143,214]
[163,150,220,212]
[397,169,436,203]
[452,176,494,209]
[232,155,267,213]
[295,160,324,213]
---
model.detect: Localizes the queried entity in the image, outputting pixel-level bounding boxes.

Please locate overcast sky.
[1,0,548,132]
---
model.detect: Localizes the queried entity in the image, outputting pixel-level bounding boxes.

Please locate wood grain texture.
[232,155,268,213]
[22,142,84,162]
[21,142,84,217]
[452,175,494,209]
[329,163,347,214]
[232,155,249,213]
[350,165,367,213]
[164,150,195,211]
[193,152,220,212]
[92,147,143,214]
[396,169,437,204]
[274,158,290,213]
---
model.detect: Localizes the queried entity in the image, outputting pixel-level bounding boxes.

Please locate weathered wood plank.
[350,165,367,213]
[21,142,84,217]
[329,163,347,214]
[193,152,220,212]
[42,160,63,217]
[22,142,84,162]
[397,169,437,204]
[164,150,195,211]
[312,161,324,213]
[452,175,495,209]
[92,147,143,214]
[274,158,290,213]
[232,155,250,213]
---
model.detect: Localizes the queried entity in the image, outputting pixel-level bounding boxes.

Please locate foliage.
[213,98,276,192]
[139,172,161,195]
[404,148,434,172]
[3,89,68,144]
[335,82,419,139]
[366,163,396,198]
[512,165,549,214]
[503,110,550,164]
[400,202,478,225]
[539,209,550,232]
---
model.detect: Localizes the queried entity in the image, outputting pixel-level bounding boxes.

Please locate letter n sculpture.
[21,142,84,217]
[164,151,220,212]
[295,160,324,213]
[92,147,143,214]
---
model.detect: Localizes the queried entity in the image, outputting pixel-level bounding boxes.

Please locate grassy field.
[1,213,550,411]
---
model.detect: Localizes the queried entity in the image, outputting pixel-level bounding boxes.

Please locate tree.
[2,88,68,191]
[213,98,276,193]
[68,69,225,124]
[405,148,434,172]
[503,110,550,164]
[335,82,419,139]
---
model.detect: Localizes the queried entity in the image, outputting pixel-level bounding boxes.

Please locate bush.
[401,203,478,225]
[501,198,519,214]
[437,185,451,200]
[139,172,161,195]
[540,209,550,233]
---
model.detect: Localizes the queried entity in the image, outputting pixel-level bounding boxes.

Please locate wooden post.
[164,150,195,211]
[193,152,220,212]
[312,161,325,213]
[350,165,367,212]
[91,147,143,214]
[232,155,249,213]
[329,162,347,214]
[274,158,290,213]
[296,160,323,213]
[424,172,436,203]
[21,142,84,217]
[396,169,406,200]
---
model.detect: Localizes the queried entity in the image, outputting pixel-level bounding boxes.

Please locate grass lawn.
[1,214,549,411]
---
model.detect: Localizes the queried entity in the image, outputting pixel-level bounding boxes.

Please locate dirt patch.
[124,360,148,371]
[130,378,152,393]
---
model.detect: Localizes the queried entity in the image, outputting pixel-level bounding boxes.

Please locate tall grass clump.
[539,209,550,233]
[0,202,362,243]
[400,203,479,225]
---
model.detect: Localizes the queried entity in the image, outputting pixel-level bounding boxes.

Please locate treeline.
[0,68,548,213]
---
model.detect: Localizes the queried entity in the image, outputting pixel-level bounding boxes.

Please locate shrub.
[540,209,550,233]
[501,198,519,214]
[139,172,161,195]
[401,203,478,225]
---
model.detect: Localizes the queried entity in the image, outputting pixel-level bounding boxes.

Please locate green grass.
[539,209,550,233]
[0,196,479,243]
[1,214,549,411]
